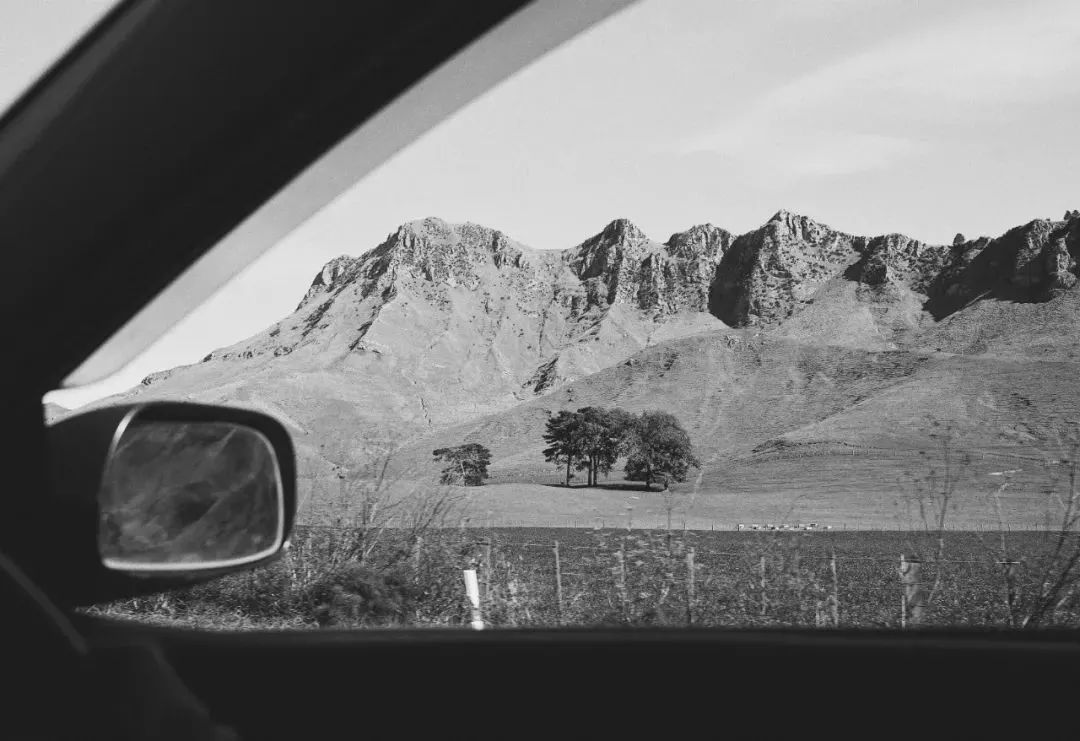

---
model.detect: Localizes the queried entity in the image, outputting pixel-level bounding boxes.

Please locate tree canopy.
[432,443,491,486]
[541,406,697,490]
[621,411,700,491]
[542,410,583,487]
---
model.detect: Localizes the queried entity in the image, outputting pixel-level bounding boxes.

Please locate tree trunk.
[565,457,571,487]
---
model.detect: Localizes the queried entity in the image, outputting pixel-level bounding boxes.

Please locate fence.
[98,525,1077,630]
[445,537,1034,629]
[278,525,1079,630]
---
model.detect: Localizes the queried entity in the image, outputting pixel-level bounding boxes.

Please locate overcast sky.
[31,0,1080,408]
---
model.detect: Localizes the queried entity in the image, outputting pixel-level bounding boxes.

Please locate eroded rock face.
[851,234,952,293]
[919,219,1079,317]
[1046,237,1077,291]
[560,219,736,316]
[710,211,863,325]
[1011,220,1058,289]
[296,255,358,310]
[566,218,656,308]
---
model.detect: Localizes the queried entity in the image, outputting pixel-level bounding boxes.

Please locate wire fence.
[283,524,1080,630]
[94,525,1080,631]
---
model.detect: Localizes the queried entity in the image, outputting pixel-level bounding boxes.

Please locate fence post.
[999,560,1019,627]
[463,569,484,630]
[759,555,768,618]
[482,540,493,603]
[617,537,629,623]
[828,549,840,627]
[686,547,696,626]
[553,540,564,625]
[899,554,925,628]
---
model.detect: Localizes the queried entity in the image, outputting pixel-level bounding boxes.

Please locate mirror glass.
[99,417,284,571]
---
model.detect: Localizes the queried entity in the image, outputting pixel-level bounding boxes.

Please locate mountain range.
[68,209,1080,527]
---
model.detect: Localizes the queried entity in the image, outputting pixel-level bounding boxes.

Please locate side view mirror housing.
[44,401,296,606]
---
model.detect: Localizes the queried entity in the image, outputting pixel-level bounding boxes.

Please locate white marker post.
[463,569,484,630]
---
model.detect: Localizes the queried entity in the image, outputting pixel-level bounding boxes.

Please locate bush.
[306,564,418,627]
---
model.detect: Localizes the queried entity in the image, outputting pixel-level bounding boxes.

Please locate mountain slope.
[383,329,1080,528]
[79,210,1080,523]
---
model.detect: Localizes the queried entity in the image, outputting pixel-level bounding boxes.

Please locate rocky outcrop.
[296,255,358,311]
[562,219,734,316]
[566,218,659,308]
[705,211,1079,327]
[852,234,951,292]
[1045,236,1077,291]
[922,218,1079,318]
[710,211,863,326]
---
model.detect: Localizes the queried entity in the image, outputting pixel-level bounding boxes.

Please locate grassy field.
[443,475,1052,531]
[88,526,1080,631]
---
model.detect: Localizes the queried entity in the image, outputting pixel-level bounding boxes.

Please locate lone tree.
[433,443,491,486]
[622,411,700,491]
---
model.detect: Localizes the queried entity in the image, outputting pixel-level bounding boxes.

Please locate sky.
[23,0,1080,408]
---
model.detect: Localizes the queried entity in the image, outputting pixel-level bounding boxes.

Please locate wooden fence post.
[413,535,423,576]
[999,560,1019,627]
[686,547,696,626]
[553,540,564,625]
[617,538,629,622]
[759,555,768,617]
[482,540,493,603]
[828,550,840,627]
[899,555,925,628]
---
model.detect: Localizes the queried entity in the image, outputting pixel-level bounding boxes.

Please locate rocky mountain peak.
[568,220,655,280]
[388,217,530,268]
[296,217,541,314]
[381,218,538,293]
[598,218,647,244]
[665,223,733,260]
[764,209,837,243]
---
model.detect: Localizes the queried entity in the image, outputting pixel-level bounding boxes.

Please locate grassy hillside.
[377,315,1080,530]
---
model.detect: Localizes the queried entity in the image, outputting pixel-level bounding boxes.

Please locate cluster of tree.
[432,443,491,486]
[542,407,699,491]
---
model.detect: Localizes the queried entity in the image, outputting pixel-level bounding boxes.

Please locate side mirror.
[46,402,296,605]
[100,413,286,572]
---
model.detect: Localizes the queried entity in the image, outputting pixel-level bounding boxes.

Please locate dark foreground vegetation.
[87,527,1080,631]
